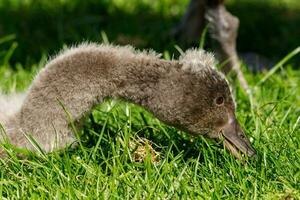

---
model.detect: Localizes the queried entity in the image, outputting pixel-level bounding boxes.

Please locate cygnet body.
[0,43,255,158]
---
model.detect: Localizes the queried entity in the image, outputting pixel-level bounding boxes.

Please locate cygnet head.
[165,49,255,158]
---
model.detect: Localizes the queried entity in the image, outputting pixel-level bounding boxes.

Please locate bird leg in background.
[172,0,249,91]
[205,3,249,91]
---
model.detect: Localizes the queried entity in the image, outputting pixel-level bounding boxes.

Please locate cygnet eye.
[215,96,224,106]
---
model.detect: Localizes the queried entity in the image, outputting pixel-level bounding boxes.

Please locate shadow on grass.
[0,0,299,67]
[73,101,240,169]
[0,0,180,67]
[227,0,300,63]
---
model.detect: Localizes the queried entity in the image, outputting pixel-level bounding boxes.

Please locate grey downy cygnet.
[0,43,255,158]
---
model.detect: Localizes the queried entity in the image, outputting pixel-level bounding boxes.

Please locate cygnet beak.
[221,113,256,159]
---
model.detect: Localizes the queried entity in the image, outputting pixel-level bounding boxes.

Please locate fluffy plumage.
[0,43,254,157]
[0,93,26,123]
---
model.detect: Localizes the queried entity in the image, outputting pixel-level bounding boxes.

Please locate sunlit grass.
[0,37,299,198]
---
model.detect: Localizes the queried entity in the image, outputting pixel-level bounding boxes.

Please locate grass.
[0,0,300,199]
[0,40,300,200]
[0,0,299,66]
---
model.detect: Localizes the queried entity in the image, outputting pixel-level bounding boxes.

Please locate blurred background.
[0,0,299,69]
